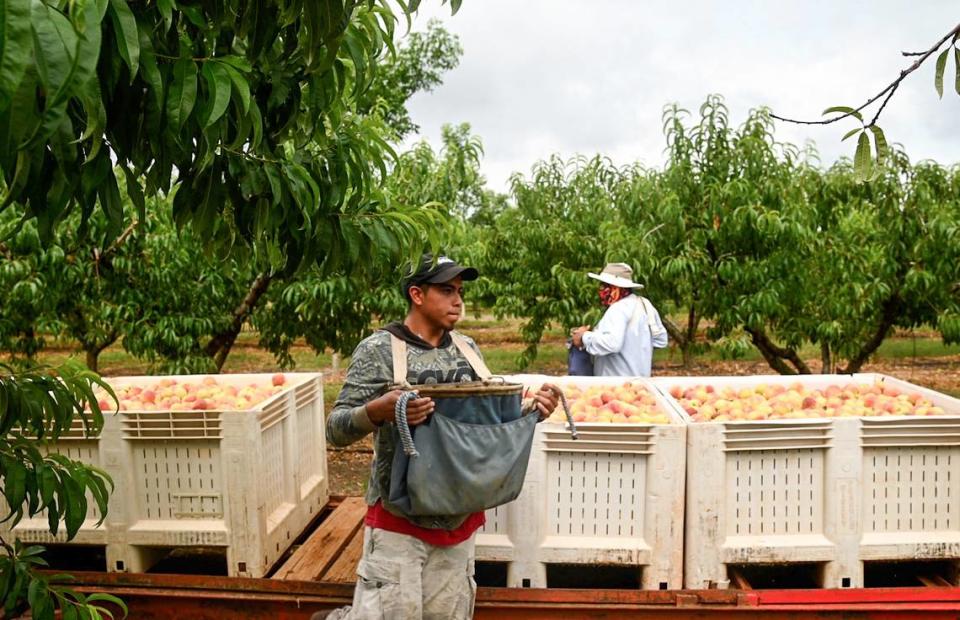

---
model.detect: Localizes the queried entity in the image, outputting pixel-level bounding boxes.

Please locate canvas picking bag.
[386,332,540,517]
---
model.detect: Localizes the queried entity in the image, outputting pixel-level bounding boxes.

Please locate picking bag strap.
[639,297,658,329]
[450,332,492,380]
[388,333,408,385]
[628,295,644,329]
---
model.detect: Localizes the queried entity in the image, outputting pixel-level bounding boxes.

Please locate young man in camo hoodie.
[318,255,559,620]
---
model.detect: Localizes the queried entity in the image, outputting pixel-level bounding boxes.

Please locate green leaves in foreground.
[823,106,889,181]
[1,540,127,619]
[933,34,960,99]
[0,361,122,619]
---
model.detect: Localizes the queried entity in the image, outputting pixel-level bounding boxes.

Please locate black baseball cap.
[403,254,478,297]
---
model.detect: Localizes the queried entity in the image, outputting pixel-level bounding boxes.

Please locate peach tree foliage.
[467,155,621,368]
[0,216,67,359]
[0,0,461,616]
[255,123,492,366]
[470,94,960,374]
[781,153,960,373]
[0,0,454,275]
[644,98,818,374]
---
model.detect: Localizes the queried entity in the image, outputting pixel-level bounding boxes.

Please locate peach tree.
[0,0,461,615]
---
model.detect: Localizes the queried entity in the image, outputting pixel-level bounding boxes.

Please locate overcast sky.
[402,1,960,193]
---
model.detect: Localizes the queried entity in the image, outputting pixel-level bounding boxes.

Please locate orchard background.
[0,1,959,616]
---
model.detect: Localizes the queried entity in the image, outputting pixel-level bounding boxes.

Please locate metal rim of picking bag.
[394,380,577,457]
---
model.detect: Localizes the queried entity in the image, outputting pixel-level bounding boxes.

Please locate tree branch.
[99,220,141,261]
[661,314,686,347]
[746,326,811,375]
[840,295,901,374]
[772,22,960,127]
[204,272,273,370]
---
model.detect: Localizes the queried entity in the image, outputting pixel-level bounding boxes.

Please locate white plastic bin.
[651,373,960,589]
[4,373,327,578]
[475,375,686,589]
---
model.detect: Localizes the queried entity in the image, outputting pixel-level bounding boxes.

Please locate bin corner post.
[684,423,727,589]
[823,417,864,588]
[103,410,134,573]
[644,423,686,590]
[223,410,262,578]
[509,425,547,589]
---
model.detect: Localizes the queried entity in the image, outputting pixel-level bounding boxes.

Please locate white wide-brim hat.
[587,262,644,289]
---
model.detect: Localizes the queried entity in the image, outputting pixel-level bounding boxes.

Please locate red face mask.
[598,285,627,306]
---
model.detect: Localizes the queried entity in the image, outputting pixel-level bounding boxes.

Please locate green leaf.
[120,163,145,222]
[955,47,960,96]
[219,55,252,73]
[822,105,863,123]
[935,47,949,98]
[4,458,27,517]
[107,0,139,80]
[29,2,76,111]
[841,127,861,142]
[157,0,174,33]
[868,125,888,163]
[854,131,872,179]
[166,58,198,131]
[137,24,163,112]
[0,0,32,112]
[99,169,124,240]
[222,63,250,114]
[201,61,231,128]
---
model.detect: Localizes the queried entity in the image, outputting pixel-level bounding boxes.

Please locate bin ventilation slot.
[726,449,824,536]
[547,452,646,538]
[258,397,288,430]
[136,442,222,519]
[122,411,222,439]
[258,421,287,520]
[173,492,224,518]
[862,418,960,447]
[544,426,654,454]
[863,447,959,533]
[294,380,320,407]
[480,504,508,536]
[723,423,832,452]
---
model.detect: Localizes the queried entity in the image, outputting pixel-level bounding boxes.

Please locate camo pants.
[325,527,477,620]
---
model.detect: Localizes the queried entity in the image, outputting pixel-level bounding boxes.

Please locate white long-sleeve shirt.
[581,295,668,377]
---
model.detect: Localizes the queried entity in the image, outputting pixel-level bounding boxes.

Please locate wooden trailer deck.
[272,496,368,583]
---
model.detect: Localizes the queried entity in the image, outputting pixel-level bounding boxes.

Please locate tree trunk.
[205,272,273,371]
[683,306,699,369]
[746,326,811,375]
[840,295,901,374]
[85,349,99,373]
[820,341,832,374]
[82,331,119,373]
[661,315,694,368]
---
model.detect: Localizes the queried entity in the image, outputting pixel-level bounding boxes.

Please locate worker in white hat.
[571,262,668,377]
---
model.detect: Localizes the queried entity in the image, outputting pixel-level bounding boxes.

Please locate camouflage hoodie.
[326,322,483,529]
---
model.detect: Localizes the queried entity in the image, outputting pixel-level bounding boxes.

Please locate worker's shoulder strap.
[387,331,491,384]
[637,296,658,328]
[450,331,492,380]
[388,333,408,385]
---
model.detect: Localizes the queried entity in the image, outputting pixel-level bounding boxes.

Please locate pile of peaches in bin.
[90,374,288,412]
[540,380,949,426]
[544,382,672,425]
[668,382,947,422]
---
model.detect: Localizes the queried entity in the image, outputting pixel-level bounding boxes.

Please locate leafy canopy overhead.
[0,0,462,276]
